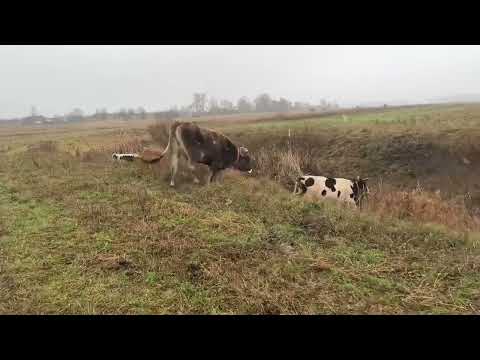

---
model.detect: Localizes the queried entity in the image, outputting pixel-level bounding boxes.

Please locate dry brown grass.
[250,135,480,234]
[255,146,310,188]
[251,128,323,189]
[187,111,328,128]
[27,140,58,153]
[147,120,173,146]
[177,105,430,128]
[365,183,480,232]
[3,104,480,314]
[78,137,148,162]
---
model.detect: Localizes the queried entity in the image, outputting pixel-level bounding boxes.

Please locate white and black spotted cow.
[294,175,369,207]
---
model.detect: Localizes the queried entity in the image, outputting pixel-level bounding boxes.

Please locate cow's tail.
[112,122,181,164]
[158,120,181,159]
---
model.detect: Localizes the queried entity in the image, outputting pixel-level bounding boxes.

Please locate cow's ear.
[362,177,369,182]
[305,177,315,187]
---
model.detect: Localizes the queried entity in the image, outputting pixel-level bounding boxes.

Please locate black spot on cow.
[325,178,336,192]
[337,191,341,198]
[321,190,327,196]
[305,177,315,187]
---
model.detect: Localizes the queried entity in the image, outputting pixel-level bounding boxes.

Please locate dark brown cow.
[160,121,254,186]
[114,121,254,186]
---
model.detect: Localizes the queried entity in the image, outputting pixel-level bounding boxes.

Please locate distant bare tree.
[319,99,328,110]
[278,98,291,112]
[208,97,219,114]
[237,97,253,113]
[66,108,84,122]
[127,108,136,119]
[293,101,312,111]
[220,99,234,112]
[254,93,273,112]
[95,108,108,120]
[192,93,207,114]
[118,108,128,121]
[72,108,84,117]
[136,107,147,119]
[318,99,339,111]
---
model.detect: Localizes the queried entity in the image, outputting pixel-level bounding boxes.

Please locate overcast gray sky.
[1,45,480,118]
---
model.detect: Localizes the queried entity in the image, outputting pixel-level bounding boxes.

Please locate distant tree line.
[19,106,152,125]
[188,92,339,116]
[17,94,339,125]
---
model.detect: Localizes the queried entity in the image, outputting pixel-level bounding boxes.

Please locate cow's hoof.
[170,182,175,187]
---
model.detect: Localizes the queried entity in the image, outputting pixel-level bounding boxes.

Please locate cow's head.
[112,153,119,160]
[294,176,314,195]
[235,147,254,174]
[352,176,369,205]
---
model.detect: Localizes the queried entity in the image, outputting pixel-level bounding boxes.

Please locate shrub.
[365,184,480,232]
[148,120,173,145]
[27,140,57,153]
[78,137,148,163]
[252,130,320,189]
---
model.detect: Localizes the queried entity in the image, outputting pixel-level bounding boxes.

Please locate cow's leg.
[180,151,200,184]
[206,167,217,185]
[214,169,224,183]
[177,133,200,185]
[186,158,200,184]
[169,146,179,187]
[208,169,224,184]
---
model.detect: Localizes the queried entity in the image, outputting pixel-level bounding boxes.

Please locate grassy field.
[1,104,480,314]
